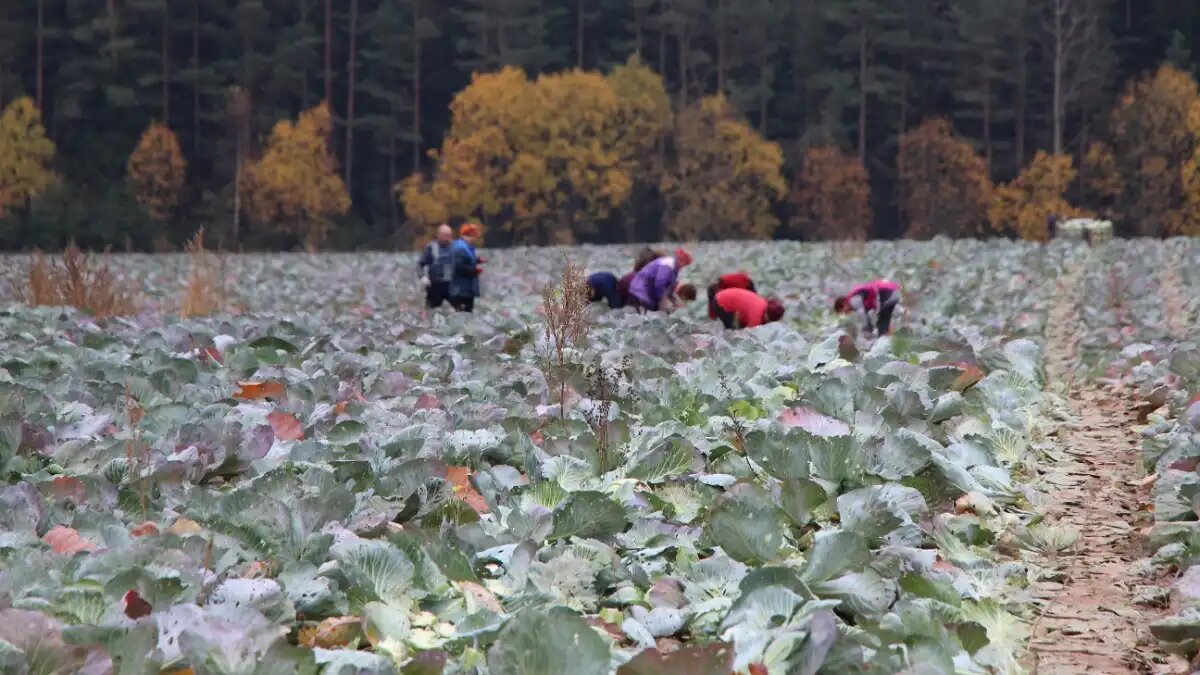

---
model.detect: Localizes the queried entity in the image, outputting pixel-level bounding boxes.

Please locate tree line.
[0,1,1197,250]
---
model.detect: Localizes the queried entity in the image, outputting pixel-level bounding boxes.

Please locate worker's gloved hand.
[475,265,484,276]
[477,256,487,264]
[421,277,431,287]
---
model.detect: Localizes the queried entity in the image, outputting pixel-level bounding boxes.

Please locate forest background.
[1,0,1199,251]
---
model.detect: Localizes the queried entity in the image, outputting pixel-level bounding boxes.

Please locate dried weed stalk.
[540,258,591,422]
[585,355,632,473]
[23,243,138,318]
[180,228,225,318]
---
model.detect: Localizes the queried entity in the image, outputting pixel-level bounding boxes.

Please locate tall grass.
[22,243,138,318]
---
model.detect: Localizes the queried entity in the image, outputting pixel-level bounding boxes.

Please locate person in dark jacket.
[712,288,785,329]
[418,224,456,308]
[449,223,483,312]
[707,272,757,320]
[587,272,627,309]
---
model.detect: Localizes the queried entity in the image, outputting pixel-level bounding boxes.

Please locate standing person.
[417,224,456,308]
[629,248,693,312]
[449,223,483,312]
[834,279,902,335]
[711,287,785,329]
[707,272,757,320]
[587,272,627,309]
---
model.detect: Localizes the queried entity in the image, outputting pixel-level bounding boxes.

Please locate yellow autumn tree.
[400,67,634,246]
[126,122,187,221]
[0,97,57,218]
[607,56,673,241]
[661,95,786,241]
[990,151,1088,241]
[897,118,993,239]
[790,146,872,240]
[240,102,350,246]
[1092,64,1200,236]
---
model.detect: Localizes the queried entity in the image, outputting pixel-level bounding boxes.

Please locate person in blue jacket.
[587,272,627,309]
[449,222,483,312]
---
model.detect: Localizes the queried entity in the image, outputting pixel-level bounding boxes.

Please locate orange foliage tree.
[661,95,786,241]
[126,122,187,221]
[240,102,350,246]
[0,97,57,218]
[608,56,673,241]
[898,119,993,239]
[789,146,872,240]
[990,151,1087,241]
[1085,64,1200,236]
[400,66,635,246]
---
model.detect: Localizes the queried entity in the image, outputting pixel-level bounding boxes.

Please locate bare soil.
[1026,267,1174,674]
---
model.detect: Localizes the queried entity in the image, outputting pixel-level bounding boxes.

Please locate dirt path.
[1027,265,1171,674]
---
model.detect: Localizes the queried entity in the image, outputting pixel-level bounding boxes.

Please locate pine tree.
[453,0,566,74]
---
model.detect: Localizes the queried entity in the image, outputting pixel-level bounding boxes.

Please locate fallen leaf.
[129,522,158,537]
[416,394,442,410]
[655,637,683,654]
[267,411,305,441]
[122,590,152,619]
[1170,457,1200,472]
[166,517,203,536]
[48,476,86,503]
[749,665,769,675]
[199,346,223,365]
[42,526,96,555]
[951,364,986,392]
[234,380,287,401]
[242,561,270,579]
[446,465,490,514]
[299,616,362,649]
[457,581,502,613]
[586,616,623,641]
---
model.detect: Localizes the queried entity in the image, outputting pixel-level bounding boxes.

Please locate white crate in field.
[1058,218,1113,243]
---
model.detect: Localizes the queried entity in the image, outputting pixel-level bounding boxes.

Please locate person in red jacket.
[712,288,785,329]
[834,279,901,335]
[707,272,756,319]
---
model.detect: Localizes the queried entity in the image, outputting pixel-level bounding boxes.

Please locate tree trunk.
[983,77,992,173]
[344,0,358,193]
[107,0,118,63]
[412,0,422,173]
[857,22,868,164]
[1052,0,1064,156]
[300,1,310,106]
[35,0,43,112]
[162,1,170,123]
[634,3,644,56]
[716,0,727,93]
[577,0,585,68]
[678,27,688,108]
[1015,0,1027,172]
[192,0,200,156]
[233,134,242,243]
[324,0,333,104]
[389,135,399,234]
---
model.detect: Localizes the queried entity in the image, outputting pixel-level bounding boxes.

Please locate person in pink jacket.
[834,279,901,335]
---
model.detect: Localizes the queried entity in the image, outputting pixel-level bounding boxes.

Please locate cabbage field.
[0,238,1195,674]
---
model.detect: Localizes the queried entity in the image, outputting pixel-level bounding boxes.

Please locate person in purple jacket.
[629,248,694,312]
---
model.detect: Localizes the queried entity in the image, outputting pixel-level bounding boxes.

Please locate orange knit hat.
[459,223,481,238]
[675,248,693,267]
